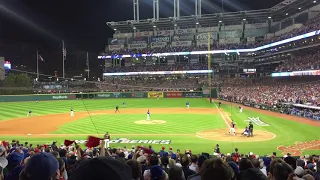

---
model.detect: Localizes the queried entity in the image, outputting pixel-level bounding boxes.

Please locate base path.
[0,108,218,135]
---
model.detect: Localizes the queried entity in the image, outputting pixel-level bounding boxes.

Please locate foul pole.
[207,32,212,99]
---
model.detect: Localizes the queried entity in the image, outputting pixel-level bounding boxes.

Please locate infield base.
[134,120,167,125]
[196,129,276,142]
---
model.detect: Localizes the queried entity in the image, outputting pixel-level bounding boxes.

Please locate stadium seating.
[1,140,319,180]
[104,14,320,56]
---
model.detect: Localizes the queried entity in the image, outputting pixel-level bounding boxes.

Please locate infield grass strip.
[52,114,224,134]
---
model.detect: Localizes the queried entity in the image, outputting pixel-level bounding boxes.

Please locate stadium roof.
[107,0,318,32]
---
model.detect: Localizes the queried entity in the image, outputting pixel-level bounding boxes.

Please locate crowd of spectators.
[95,77,202,92]
[104,14,320,56]
[105,64,211,73]
[276,50,320,72]
[1,140,320,180]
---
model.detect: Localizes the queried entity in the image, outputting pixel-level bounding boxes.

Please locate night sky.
[0,0,282,77]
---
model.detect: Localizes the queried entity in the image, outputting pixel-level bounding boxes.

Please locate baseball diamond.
[0,97,319,155]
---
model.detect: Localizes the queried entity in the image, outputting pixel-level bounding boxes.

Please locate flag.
[62,40,67,61]
[38,55,44,61]
[85,136,102,148]
[64,140,75,146]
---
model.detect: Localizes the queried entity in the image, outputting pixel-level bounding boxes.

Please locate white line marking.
[213,102,230,129]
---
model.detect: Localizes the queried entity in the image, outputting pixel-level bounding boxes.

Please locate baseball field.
[0,98,320,156]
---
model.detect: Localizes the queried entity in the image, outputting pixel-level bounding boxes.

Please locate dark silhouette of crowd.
[1,140,320,180]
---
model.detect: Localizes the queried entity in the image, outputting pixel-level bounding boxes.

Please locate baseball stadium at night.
[1,0,320,179]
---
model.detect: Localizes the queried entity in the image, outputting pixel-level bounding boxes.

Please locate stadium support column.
[195,0,201,17]
[153,0,159,21]
[133,0,139,22]
[207,32,211,99]
[174,0,180,19]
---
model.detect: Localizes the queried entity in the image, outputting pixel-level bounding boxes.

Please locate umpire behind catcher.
[248,122,254,137]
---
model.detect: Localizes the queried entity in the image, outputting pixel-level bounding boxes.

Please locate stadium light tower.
[153,0,160,21]
[133,0,140,22]
[174,0,180,19]
[195,0,201,17]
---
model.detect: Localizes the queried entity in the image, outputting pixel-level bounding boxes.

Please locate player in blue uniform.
[27,110,32,117]
[241,127,249,136]
[228,121,236,135]
[123,102,126,107]
[36,98,38,103]
[186,101,190,109]
[146,110,150,121]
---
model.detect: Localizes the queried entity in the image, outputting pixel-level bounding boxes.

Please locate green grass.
[0,98,320,155]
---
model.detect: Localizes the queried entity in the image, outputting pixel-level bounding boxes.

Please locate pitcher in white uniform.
[146,110,150,121]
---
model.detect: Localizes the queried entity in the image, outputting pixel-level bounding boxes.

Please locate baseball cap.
[22,152,59,180]
[150,165,163,180]
[294,166,304,177]
[69,156,131,180]
[0,157,8,168]
[7,152,24,166]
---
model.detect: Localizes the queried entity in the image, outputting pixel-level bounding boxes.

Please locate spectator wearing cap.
[19,152,59,180]
[143,154,168,180]
[313,161,320,180]
[69,156,132,180]
[150,165,166,180]
[295,166,305,178]
[5,151,24,180]
[187,155,208,180]
[181,154,196,179]
[200,158,233,180]
[168,166,185,180]
[126,160,142,180]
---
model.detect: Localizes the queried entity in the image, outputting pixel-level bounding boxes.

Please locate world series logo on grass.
[245,117,270,126]
[74,138,171,144]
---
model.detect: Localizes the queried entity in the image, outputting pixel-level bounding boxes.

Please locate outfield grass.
[0,98,319,155]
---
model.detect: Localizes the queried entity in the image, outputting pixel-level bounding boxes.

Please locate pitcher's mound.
[196,129,276,142]
[134,120,167,125]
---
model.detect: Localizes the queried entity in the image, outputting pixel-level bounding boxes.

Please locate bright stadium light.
[243,18,246,21]
[174,24,177,26]
[298,7,301,10]
[286,13,288,15]
[219,20,222,23]
[113,28,117,31]
[314,0,317,3]
[268,16,272,19]
[133,27,136,30]
[153,25,156,28]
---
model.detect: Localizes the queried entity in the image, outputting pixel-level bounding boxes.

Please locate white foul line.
[213,102,230,129]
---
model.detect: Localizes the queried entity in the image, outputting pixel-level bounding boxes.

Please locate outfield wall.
[0,89,217,102]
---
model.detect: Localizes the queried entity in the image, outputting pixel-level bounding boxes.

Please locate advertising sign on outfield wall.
[165,92,183,98]
[183,92,203,98]
[148,92,164,98]
[132,92,146,98]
